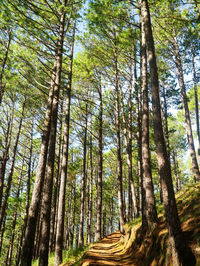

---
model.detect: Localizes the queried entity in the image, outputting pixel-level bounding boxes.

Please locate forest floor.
[62,182,200,266]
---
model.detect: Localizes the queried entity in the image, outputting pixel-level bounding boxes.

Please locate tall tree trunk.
[136,48,143,218]
[21,4,67,264]
[87,136,93,245]
[161,84,170,155]
[0,29,12,105]
[78,104,88,246]
[38,6,67,262]
[6,147,26,266]
[141,1,196,265]
[0,96,26,231]
[65,188,72,250]
[109,193,114,233]
[55,18,75,265]
[22,49,56,266]
[16,118,34,265]
[141,13,158,231]
[192,48,200,164]
[121,55,138,220]
[38,75,60,264]
[95,82,103,242]
[114,41,125,234]
[70,179,76,247]
[49,99,63,253]
[133,49,141,218]
[172,149,181,193]
[103,206,106,237]
[21,80,54,265]
[0,102,14,212]
[172,34,200,182]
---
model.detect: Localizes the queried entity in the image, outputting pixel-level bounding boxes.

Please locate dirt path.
[80,231,136,266]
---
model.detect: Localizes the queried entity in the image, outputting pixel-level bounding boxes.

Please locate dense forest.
[0,0,200,265]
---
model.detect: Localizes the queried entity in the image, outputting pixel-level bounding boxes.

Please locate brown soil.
[80,231,137,265]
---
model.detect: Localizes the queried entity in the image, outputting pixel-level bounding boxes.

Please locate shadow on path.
[80,231,137,266]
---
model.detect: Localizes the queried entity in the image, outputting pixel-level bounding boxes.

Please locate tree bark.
[21,37,59,266]
[141,16,158,231]
[0,96,26,231]
[16,118,34,265]
[172,34,200,182]
[172,149,181,193]
[78,104,88,246]
[55,17,75,265]
[136,49,143,218]
[192,48,200,164]
[0,102,14,212]
[49,99,63,253]
[114,45,125,234]
[95,82,103,242]
[87,136,93,245]
[6,147,26,266]
[38,5,66,263]
[0,29,12,105]
[141,1,196,265]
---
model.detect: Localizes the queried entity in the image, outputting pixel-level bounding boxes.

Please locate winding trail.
[80,231,136,265]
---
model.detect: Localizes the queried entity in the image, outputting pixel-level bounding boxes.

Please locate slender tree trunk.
[55,18,75,265]
[95,82,103,242]
[141,1,196,265]
[49,100,63,253]
[16,118,34,265]
[114,42,125,234]
[21,4,68,264]
[87,136,93,245]
[0,29,12,105]
[14,231,20,266]
[128,53,139,217]
[65,188,72,250]
[7,147,26,266]
[121,56,138,220]
[70,179,76,247]
[136,49,143,218]
[0,215,6,255]
[161,84,170,155]
[192,48,200,164]
[103,206,106,237]
[78,104,88,246]
[141,14,158,231]
[0,97,26,231]
[21,78,54,265]
[0,102,14,212]
[38,84,60,264]
[38,6,66,262]
[172,34,200,182]
[172,149,181,193]
[110,193,114,233]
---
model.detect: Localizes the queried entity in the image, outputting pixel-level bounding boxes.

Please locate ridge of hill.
[63,183,200,265]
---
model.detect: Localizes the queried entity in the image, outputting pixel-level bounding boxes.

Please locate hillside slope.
[64,183,200,265]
